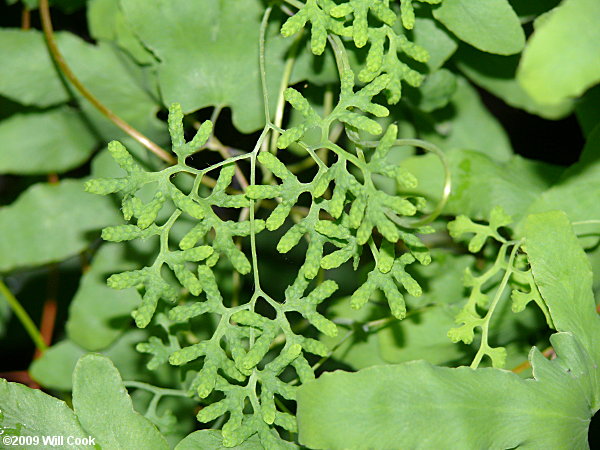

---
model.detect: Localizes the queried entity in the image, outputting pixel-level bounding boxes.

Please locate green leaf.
[416,68,457,112]
[517,0,600,105]
[296,355,593,449]
[0,180,120,272]
[423,78,514,161]
[320,301,390,370]
[524,211,600,359]
[120,0,336,133]
[30,330,149,391]
[175,429,298,449]
[72,354,169,449]
[0,29,69,107]
[411,17,457,71]
[456,45,573,119]
[433,0,525,55]
[66,244,143,351]
[0,29,164,141]
[402,149,563,223]
[297,209,600,449]
[0,380,90,448]
[87,0,155,64]
[0,107,97,175]
[378,305,466,365]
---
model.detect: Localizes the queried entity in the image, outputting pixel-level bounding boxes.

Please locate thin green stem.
[200,152,253,176]
[123,380,190,398]
[368,238,379,265]
[248,125,271,317]
[159,210,182,255]
[0,279,47,354]
[394,139,451,226]
[328,35,351,78]
[259,6,273,125]
[572,220,600,226]
[270,34,302,153]
[289,306,436,386]
[470,241,522,369]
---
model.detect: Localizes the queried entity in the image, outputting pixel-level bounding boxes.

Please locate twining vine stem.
[38,0,175,164]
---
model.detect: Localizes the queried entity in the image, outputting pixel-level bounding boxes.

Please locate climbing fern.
[85,0,446,446]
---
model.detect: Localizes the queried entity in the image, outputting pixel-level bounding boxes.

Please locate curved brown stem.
[38,0,175,165]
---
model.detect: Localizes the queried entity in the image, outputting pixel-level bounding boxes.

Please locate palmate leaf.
[456,46,574,119]
[119,0,337,133]
[0,380,91,448]
[296,211,600,448]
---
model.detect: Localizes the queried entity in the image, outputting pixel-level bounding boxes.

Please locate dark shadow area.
[590,411,600,449]
[478,88,585,166]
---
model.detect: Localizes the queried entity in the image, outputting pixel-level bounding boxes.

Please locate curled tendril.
[351,137,452,227]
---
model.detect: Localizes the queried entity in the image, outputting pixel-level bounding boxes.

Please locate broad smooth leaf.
[66,244,142,351]
[455,46,573,119]
[0,29,70,107]
[416,69,457,112]
[320,301,391,370]
[517,0,600,105]
[87,0,155,64]
[0,180,120,272]
[411,17,457,71]
[30,330,148,391]
[120,0,336,133]
[0,379,90,448]
[297,212,599,449]
[0,106,97,175]
[296,354,592,449]
[525,211,600,359]
[0,29,164,142]
[72,353,169,449]
[433,0,525,55]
